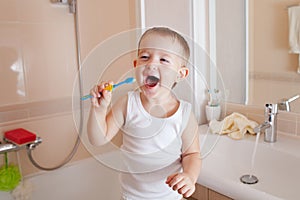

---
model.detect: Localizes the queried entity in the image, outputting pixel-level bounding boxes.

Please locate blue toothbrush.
[81,77,135,101]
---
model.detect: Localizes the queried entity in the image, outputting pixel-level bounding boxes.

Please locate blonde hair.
[138,27,190,63]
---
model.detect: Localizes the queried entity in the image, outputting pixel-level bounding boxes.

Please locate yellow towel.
[209,112,258,140]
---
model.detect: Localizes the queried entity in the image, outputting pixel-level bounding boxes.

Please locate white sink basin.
[197,125,300,200]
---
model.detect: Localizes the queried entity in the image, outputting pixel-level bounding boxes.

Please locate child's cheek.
[162,68,178,82]
[134,68,144,86]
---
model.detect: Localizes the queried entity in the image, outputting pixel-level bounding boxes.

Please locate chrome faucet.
[0,142,19,153]
[254,103,278,143]
[277,94,300,112]
[0,137,42,154]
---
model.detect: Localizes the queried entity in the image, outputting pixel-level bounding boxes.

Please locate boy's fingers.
[108,80,114,86]
[89,80,113,107]
[183,188,194,198]
[166,173,177,184]
[167,174,184,188]
[178,184,189,195]
[172,179,185,191]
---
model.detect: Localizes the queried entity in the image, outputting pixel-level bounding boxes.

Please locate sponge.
[4,128,36,146]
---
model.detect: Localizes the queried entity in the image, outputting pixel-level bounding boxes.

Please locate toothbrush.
[81,77,135,101]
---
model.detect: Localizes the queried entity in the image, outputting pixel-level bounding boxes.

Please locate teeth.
[145,76,159,87]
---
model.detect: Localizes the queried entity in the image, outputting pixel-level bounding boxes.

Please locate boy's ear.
[177,67,189,80]
[133,60,137,68]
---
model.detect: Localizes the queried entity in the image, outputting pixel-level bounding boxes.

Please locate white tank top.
[120,91,192,200]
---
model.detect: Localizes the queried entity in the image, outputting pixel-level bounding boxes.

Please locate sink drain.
[240,175,258,184]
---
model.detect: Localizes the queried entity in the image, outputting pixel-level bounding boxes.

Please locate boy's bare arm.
[181,114,201,183]
[87,87,127,146]
[166,112,201,197]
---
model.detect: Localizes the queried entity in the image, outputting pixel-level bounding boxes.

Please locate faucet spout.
[0,143,19,154]
[254,121,271,133]
[0,137,42,154]
[254,103,278,143]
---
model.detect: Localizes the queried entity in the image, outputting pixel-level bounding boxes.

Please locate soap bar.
[4,128,36,145]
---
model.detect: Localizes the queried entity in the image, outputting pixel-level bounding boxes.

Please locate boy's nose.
[146,65,157,70]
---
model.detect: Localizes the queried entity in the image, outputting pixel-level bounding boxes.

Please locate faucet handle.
[278,94,300,111]
[265,103,278,115]
[287,94,300,102]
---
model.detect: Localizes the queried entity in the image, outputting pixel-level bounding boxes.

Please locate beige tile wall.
[0,0,137,175]
[225,103,300,136]
[0,113,90,176]
[249,0,300,113]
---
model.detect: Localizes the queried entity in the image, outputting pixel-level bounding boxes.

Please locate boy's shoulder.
[179,98,192,111]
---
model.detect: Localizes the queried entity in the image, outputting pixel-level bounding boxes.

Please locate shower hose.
[27,0,84,171]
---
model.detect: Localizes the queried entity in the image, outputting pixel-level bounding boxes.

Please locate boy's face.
[134,33,188,98]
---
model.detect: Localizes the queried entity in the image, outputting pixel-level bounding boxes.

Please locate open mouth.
[145,76,160,88]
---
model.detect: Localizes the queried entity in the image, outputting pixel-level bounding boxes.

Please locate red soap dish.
[4,128,37,145]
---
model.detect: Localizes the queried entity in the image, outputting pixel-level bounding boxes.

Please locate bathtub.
[0,157,121,200]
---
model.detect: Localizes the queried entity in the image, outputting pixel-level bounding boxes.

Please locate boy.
[87,27,201,200]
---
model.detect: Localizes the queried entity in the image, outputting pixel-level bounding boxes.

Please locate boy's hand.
[90,81,113,108]
[166,172,196,198]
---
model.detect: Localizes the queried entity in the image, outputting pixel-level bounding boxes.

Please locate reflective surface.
[247,0,300,113]
[0,46,26,105]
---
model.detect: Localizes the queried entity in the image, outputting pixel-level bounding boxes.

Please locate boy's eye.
[160,58,169,63]
[139,55,149,60]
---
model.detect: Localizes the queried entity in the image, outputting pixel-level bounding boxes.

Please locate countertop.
[197,124,300,200]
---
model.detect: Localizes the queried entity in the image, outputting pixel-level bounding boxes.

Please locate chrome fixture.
[30,0,82,171]
[50,0,76,13]
[278,94,300,112]
[254,103,278,143]
[0,143,19,153]
[240,174,258,185]
[0,137,42,154]
[50,0,69,5]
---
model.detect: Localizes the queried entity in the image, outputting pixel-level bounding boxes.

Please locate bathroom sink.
[197,125,300,200]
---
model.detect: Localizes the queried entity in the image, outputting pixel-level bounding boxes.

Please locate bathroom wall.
[215,0,246,104]
[0,0,265,178]
[142,0,201,120]
[0,0,137,175]
[249,0,300,113]
[142,0,210,124]
[0,0,201,177]
[225,102,300,136]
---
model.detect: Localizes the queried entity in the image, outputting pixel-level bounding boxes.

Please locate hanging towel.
[209,112,258,140]
[288,6,300,74]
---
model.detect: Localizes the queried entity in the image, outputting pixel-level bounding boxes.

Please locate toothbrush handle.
[81,94,93,100]
[113,82,123,88]
[80,84,113,101]
[81,77,135,101]
[113,77,135,88]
